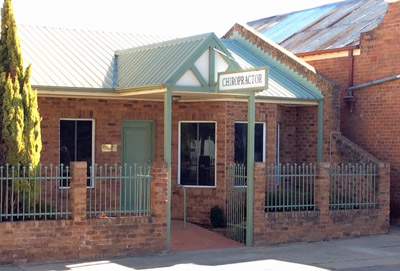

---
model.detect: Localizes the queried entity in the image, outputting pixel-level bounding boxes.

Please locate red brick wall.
[0,162,167,265]
[305,1,400,221]
[307,57,350,140]
[277,105,318,164]
[253,162,390,246]
[224,24,341,163]
[39,97,165,165]
[38,97,321,225]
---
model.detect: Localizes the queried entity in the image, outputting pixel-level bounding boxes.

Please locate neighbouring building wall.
[306,1,400,222]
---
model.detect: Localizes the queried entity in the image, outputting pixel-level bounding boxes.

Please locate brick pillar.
[69,162,87,223]
[378,162,390,231]
[253,162,266,246]
[316,162,330,215]
[151,162,168,219]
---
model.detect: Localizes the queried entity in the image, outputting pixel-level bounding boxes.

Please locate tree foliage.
[0,0,42,167]
[0,0,42,218]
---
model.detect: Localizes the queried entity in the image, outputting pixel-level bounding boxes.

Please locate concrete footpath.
[3,227,400,271]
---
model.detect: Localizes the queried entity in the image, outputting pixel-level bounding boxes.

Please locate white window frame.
[178,121,217,188]
[234,121,266,163]
[59,118,95,189]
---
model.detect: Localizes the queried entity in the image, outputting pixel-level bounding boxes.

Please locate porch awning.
[221,39,323,102]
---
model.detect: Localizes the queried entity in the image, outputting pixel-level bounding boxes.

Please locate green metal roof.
[18,25,173,89]
[222,33,323,101]
[115,33,238,89]
[19,25,323,102]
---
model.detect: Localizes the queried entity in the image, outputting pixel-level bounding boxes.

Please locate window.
[234,122,265,164]
[59,119,94,187]
[179,122,216,186]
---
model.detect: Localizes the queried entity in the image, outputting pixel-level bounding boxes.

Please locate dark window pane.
[180,123,197,185]
[60,120,75,166]
[76,120,92,168]
[180,122,215,186]
[234,123,264,164]
[60,120,93,187]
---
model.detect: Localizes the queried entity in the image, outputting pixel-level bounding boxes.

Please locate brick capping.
[330,132,380,164]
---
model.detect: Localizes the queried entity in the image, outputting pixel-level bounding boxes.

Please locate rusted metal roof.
[247,0,388,54]
[18,25,173,88]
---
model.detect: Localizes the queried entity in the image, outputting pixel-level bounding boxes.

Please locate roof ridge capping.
[224,23,316,73]
[115,32,215,56]
[223,23,339,88]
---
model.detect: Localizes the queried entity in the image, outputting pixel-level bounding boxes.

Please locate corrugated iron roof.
[116,33,211,88]
[221,37,323,101]
[18,25,323,102]
[18,25,174,88]
[247,0,388,54]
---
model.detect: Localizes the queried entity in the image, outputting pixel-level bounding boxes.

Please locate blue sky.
[13,0,340,37]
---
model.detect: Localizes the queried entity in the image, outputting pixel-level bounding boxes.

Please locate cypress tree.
[0,0,42,167]
[22,65,42,167]
[0,0,42,216]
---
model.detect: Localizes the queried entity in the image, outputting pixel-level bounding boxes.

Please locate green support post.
[164,89,172,252]
[246,92,255,247]
[317,100,324,162]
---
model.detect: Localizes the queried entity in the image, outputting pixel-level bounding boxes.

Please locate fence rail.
[265,163,317,212]
[330,163,377,210]
[0,164,71,222]
[87,163,152,218]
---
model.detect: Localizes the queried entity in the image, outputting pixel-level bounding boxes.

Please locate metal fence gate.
[226,164,247,244]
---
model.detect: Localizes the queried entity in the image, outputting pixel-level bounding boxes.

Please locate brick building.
[0,7,391,263]
[248,0,400,223]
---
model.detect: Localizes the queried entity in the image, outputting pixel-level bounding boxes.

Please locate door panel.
[121,120,155,165]
[121,120,155,211]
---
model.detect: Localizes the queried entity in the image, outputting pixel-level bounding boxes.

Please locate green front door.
[121,120,155,165]
[121,120,155,211]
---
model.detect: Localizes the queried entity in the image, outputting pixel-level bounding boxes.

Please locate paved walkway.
[2,226,400,271]
[170,219,244,252]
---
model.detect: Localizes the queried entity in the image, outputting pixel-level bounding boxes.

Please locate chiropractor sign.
[218,67,268,92]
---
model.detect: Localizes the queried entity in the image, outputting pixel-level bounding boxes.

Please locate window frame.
[234,121,266,164]
[178,121,217,188]
[59,118,95,189]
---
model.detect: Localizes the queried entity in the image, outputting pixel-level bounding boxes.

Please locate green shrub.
[209,205,224,227]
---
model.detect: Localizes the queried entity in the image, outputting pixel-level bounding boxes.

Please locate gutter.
[295,46,359,58]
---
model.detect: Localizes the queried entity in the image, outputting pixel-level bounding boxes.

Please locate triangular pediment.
[169,33,240,91]
[115,32,240,91]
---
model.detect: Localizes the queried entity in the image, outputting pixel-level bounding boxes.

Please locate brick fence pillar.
[151,162,168,219]
[253,162,266,246]
[69,162,87,223]
[316,162,330,216]
[378,162,390,231]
